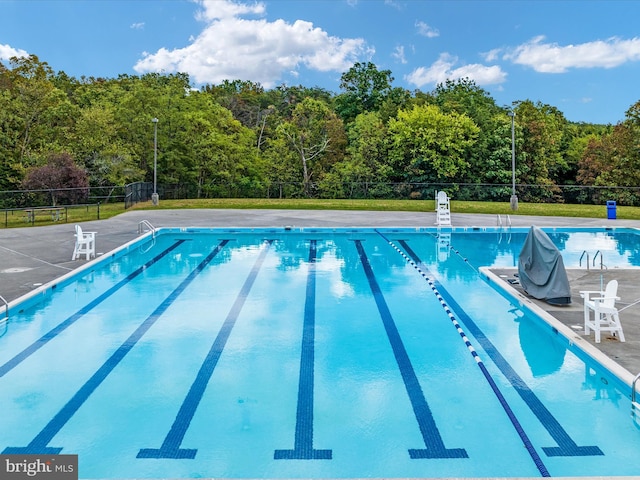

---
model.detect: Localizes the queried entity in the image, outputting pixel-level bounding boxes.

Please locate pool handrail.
[632,372,640,424]
[593,250,607,270]
[137,220,156,237]
[0,295,7,338]
[0,294,7,319]
[496,214,512,230]
[579,250,589,270]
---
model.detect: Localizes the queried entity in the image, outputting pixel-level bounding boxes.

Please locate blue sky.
[2,0,640,124]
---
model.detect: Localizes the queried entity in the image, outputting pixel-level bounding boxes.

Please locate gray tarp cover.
[518,226,572,305]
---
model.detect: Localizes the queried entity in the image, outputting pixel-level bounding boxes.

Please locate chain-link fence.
[124,182,153,209]
[0,186,126,228]
[2,182,640,211]
[0,185,125,209]
[155,182,640,206]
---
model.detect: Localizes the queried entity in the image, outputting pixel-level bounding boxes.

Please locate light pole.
[508,110,518,211]
[151,117,159,206]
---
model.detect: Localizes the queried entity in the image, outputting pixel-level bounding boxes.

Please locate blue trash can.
[607,200,616,219]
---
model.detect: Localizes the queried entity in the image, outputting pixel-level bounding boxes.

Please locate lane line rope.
[376,230,550,477]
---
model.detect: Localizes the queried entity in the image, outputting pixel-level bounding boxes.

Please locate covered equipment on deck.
[518,226,572,305]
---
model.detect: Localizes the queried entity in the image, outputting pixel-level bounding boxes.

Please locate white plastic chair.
[580,279,625,343]
[436,191,451,226]
[72,224,96,260]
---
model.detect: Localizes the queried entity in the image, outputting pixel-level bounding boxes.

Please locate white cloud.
[130,22,145,30]
[405,53,507,87]
[416,20,439,38]
[0,43,28,61]
[134,0,373,87]
[505,35,640,73]
[392,45,407,64]
[482,48,501,62]
[195,0,266,21]
[384,0,404,10]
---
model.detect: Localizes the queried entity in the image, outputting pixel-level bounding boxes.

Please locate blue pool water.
[1,227,640,478]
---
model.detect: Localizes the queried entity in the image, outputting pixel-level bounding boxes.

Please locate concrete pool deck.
[1,208,639,380]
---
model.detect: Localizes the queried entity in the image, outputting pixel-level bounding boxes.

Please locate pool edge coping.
[480,266,636,389]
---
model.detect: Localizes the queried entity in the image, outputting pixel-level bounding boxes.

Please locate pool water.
[1,227,639,478]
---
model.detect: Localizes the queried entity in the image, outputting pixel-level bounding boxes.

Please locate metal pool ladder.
[633,373,640,427]
[137,220,157,254]
[496,214,511,229]
[496,215,512,243]
[138,220,156,237]
[579,250,608,272]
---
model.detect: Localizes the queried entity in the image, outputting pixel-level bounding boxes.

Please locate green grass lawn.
[0,203,124,228]
[2,198,638,229]
[130,198,640,220]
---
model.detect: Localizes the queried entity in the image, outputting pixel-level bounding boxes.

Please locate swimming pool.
[1,227,639,478]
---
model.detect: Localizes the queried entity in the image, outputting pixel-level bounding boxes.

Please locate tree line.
[1,55,639,207]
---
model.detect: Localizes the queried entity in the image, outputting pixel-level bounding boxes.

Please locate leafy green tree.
[2,49,639,205]
[320,111,391,198]
[263,84,334,120]
[103,73,193,186]
[513,100,568,191]
[172,92,263,197]
[276,97,346,196]
[0,55,76,178]
[429,79,504,183]
[67,103,142,186]
[459,111,524,201]
[261,135,301,197]
[387,104,479,183]
[578,101,640,204]
[577,135,611,186]
[560,122,611,189]
[335,62,394,123]
[432,79,500,119]
[0,88,20,189]
[377,86,412,123]
[203,79,267,129]
[5,56,56,156]
[625,98,640,125]
[257,85,336,164]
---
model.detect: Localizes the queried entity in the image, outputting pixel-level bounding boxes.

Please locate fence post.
[97,202,100,220]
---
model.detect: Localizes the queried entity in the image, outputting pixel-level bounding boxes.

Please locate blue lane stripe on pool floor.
[354,239,468,460]
[2,239,230,455]
[0,239,187,379]
[137,240,273,460]
[383,236,550,478]
[396,238,602,458]
[275,240,332,460]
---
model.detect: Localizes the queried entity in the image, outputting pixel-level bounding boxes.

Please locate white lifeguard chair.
[435,191,451,226]
[580,280,625,343]
[72,224,97,260]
